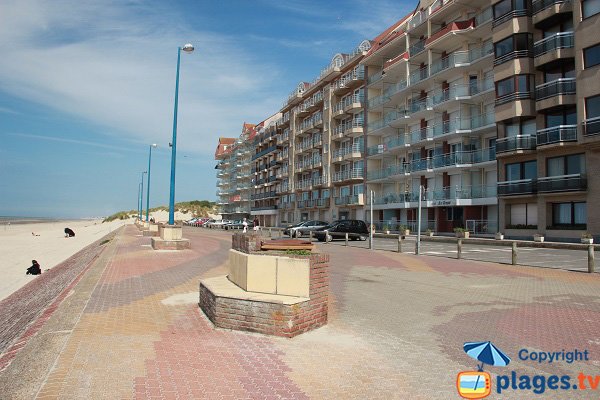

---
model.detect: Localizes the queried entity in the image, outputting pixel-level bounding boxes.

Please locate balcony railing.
[537,174,586,192]
[495,91,534,106]
[532,0,570,14]
[332,168,364,182]
[251,205,278,211]
[316,198,330,208]
[498,179,536,196]
[251,145,277,161]
[534,32,573,57]
[493,49,533,66]
[583,117,600,136]
[334,194,364,206]
[493,9,530,28]
[496,135,536,153]
[535,78,575,101]
[536,125,577,146]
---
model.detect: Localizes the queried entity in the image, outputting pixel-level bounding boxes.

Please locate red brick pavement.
[3,226,600,399]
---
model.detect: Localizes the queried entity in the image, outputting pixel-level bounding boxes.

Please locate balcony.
[251,145,277,161]
[532,0,572,26]
[316,198,330,208]
[538,174,586,193]
[408,39,426,57]
[583,117,600,137]
[492,9,530,28]
[251,205,278,211]
[535,78,575,101]
[334,194,365,206]
[312,175,328,186]
[536,125,577,146]
[498,179,537,196]
[496,135,536,153]
[495,90,534,106]
[367,164,410,181]
[533,32,573,66]
[332,168,364,183]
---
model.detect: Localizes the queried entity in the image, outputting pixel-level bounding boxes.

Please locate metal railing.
[534,32,573,57]
[583,117,600,136]
[535,78,576,100]
[332,168,364,182]
[498,179,536,195]
[537,174,586,192]
[532,0,570,14]
[496,135,536,153]
[536,125,577,146]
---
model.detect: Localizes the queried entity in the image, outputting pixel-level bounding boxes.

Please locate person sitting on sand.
[26,260,41,275]
[64,227,75,238]
[32,232,40,236]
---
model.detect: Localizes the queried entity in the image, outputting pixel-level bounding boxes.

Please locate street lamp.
[168,43,194,226]
[140,171,147,221]
[146,144,157,222]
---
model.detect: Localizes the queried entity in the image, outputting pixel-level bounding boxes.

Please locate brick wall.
[199,252,329,338]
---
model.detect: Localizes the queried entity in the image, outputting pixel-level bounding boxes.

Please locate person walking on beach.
[26,260,41,275]
[253,217,259,231]
[242,218,248,233]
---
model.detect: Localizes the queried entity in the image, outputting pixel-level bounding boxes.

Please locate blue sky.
[0,0,413,218]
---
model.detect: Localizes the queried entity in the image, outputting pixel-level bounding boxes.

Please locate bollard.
[345,232,348,246]
[512,242,517,265]
[457,239,462,259]
[589,245,595,273]
[269,228,272,238]
[324,230,329,244]
[278,229,282,238]
[397,234,402,253]
[309,231,313,241]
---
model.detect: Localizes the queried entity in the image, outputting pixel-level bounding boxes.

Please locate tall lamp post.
[168,43,194,226]
[137,182,142,221]
[140,171,147,221]
[146,144,157,222]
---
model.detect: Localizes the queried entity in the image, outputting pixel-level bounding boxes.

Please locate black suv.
[312,220,369,242]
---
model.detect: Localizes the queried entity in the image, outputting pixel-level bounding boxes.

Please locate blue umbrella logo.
[464,341,511,371]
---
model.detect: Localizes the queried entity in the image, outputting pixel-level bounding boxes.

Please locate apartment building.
[277,40,372,225]
[214,124,255,220]
[494,0,600,240]
[214,0,600,240]
[250,114,281,227]
[363,0,498,234]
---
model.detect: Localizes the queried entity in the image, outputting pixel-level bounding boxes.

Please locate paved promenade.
[1,225,600,399]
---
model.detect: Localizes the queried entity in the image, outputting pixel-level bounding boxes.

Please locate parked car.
[201,219,216,227]
[184,218,199,226]
[283,220,329,238]
[194,218,210,227]
[206,219,232,229]
[312,220,369,242]
[224,220,254,230]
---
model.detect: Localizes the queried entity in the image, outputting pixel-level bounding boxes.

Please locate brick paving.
[1,225,600,399]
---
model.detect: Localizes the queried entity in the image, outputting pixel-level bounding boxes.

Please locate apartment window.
[544,63,575,82]
[552,202,586,226]
[496,75,534,104]
[353,184,364,195]
[322,189,330,198]
[545,108,576,127]
[584,43,600,69]
[493,0,529,19]
[506,119,537,137]
[586,95,600,119]
[506,160,537,181]
[494,33,533,64]
[547,154,585,176]
[509,203,537,226]
[582,0,600,18]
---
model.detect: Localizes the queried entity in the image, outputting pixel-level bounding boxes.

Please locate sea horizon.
[0,216,100,225]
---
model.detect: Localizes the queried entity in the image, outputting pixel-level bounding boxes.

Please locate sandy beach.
[0,218,130,301]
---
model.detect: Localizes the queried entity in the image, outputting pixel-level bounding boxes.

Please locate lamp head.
[182,43,194,53]
[151,143,157,148]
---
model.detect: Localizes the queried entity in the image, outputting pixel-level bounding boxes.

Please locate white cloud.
[0,0,284,155]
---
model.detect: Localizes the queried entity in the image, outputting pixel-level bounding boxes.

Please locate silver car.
[284,220,329,238]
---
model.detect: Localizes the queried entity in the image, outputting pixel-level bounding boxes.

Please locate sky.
[0,0,414,218]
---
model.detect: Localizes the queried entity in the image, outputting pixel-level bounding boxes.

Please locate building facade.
[214,124,255,221]
[363,0,497,234]
[214,0,600,240]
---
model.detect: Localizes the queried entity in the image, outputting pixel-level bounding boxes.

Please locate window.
[509,203,538,226]
[584,43,600,69]
[544,63,575,82]
[545,108,576,127]
[493,0,528,19]
[494,33,533,63]
[496,75,534,103]
[506,160,537,181]
[586,95,600,119]
[582,0,600,18]
[552,202,586,226]
[505,119,537,137]
[547,154,585,176]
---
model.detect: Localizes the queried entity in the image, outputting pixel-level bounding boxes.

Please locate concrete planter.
[534,234,544,242]
[495,233,504,240]
[582,238,594,244]
[455,231,469,239]
[426,232,434,237]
